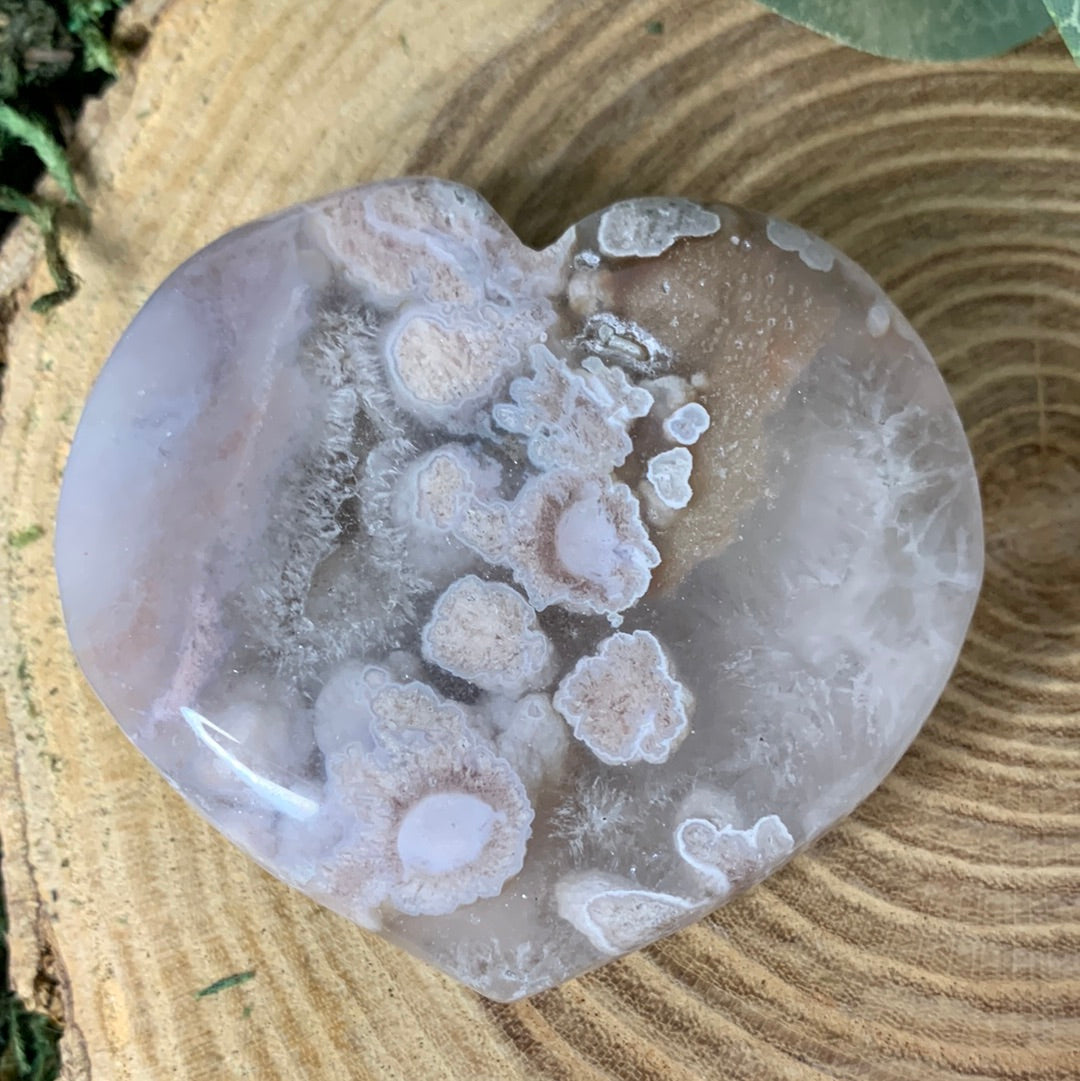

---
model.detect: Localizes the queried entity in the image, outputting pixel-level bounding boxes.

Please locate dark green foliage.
[0,843,62,1081]
[0,1,129,309]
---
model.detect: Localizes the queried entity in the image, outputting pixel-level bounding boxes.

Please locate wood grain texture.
[2,1,1079,1078]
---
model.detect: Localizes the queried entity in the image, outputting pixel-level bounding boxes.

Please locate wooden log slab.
[1,1,1078,1077]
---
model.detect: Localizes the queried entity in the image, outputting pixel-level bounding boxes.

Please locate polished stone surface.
[56,179,983,1000]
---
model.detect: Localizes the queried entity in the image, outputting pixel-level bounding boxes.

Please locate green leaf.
[194,970,256,998]
[1044,0,1080,61]
[74,22,117,76]
[65,0,125,35]
[65,0,127,75]
[756,0,1053,61]
[0,106,81,205]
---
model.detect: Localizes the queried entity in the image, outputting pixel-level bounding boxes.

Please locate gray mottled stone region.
[56,180,983,1001]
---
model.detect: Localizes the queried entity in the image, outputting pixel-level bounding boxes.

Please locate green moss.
[7,526,44,549]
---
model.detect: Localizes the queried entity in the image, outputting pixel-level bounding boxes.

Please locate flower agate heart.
[56,179,983,1000]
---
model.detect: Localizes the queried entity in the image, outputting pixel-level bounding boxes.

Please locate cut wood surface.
[2,1,1079,1078]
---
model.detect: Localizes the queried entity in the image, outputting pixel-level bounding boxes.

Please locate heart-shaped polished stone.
[56,179,983,1000]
